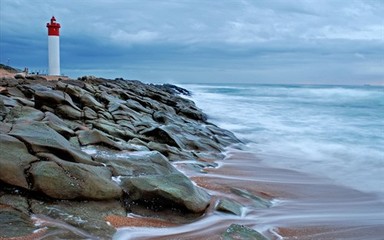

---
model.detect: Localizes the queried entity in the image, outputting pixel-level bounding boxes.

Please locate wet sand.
[115,149,384,239]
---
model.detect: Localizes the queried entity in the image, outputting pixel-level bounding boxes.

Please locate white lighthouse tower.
[46,16,61,76]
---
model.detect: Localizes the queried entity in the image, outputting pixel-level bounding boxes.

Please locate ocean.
[183,83,384,199]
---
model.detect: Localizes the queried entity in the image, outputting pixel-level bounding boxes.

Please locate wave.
[183,83,384,199]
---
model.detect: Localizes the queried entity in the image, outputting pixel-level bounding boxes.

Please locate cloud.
[0,0,383,84]
[110,30,160,45]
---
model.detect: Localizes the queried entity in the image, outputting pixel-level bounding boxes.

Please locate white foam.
[184,84,384,199]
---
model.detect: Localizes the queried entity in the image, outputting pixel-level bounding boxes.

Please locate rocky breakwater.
[0,75,240,239]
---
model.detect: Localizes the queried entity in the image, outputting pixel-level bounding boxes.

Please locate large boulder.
[9,122,97,166]
[120,173,211,213]
[0,134,38,188]
[30,156,122,200]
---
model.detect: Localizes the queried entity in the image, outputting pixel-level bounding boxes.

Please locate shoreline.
[115,148,384,239]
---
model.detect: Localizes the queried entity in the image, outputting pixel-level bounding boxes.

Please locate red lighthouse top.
[47,16,61,36]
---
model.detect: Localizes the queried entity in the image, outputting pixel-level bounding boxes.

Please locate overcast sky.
[0,0,383,85]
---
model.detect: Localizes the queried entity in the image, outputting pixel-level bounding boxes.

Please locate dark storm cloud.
[0,0,383,84]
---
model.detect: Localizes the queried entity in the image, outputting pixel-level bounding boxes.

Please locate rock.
[0,94,20,107]
[120,173,211,213]
[55,104,83,119]
[0,134,38,188]
[56,81,104,111]
[83,106,98,120]
[231,188,272,209]
[4,105,44,123]
[92,150,176,176]
[0,206,38,238]
[216,198,243,216]
[0,194,30,214]
[30,156,122,200]
[30,199,125,239]
[43,112,75,139]
[77,129,124,150]
[92,119,138,140]
[141,126,184,149]
[146,141,195,161]
[221,224,269,240]
[6,87,25,98]
[157,84,191,96]
[0,122,12,133]
[9,122,97,166]
[34,90,80,111]
[0,97,9,120]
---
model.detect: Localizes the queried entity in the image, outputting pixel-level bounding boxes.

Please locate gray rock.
[34,90,80,111]
[0,194,30,215]
[55,104,83,119]
[30,199,125,239]
[141,126,184,149]
[9,122,97,166]
[231,188,272,209]
[43,112,75,139]
[0,134,38,188]
[30,156,122,200]
[92,119,138,140]
[83,106,98,120]
[121,173,211,213]
[4,105,44,123]
[0,94,20,107]
[77,129,124,150]
[221,224,269,240]
[216,198,243,216]
[0,122,12,133]
[92,150,176,176]
[0,207,38,238]
[146,141,195,161]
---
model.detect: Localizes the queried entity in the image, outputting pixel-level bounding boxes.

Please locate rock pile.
[0,76,240,238]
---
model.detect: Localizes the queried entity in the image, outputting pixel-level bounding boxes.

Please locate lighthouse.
[46,16,61,76]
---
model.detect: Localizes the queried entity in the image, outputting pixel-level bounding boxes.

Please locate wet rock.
[30,199,125,239]
[9,122,97,166]
[216,198,243,216]
[92,150,176,177]
[121,173,211,213]
[0,194,30,214]
[231,188,272,209]
[221,224,269,240]
[30,156,122,200]
[0,134,38,188]
[146,141,195,161]
[0,206,38,238]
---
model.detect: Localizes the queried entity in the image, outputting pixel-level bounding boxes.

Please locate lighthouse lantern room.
[46,16,61,76]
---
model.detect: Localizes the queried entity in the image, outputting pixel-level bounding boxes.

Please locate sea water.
[183,84,384,199]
